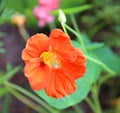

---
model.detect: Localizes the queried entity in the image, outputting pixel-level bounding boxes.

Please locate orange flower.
[22,29,86,98]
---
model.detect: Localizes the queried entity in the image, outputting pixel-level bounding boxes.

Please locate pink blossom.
[33,0,59,27]
[38,0,59,9]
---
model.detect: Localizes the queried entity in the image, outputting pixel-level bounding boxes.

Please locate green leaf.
[86,43,104,51]
[73,33,120,74]
[72,40,104,52]
[3,0,37,12]
[60,0,86,8]
[35,59,101,109]
[2,94,11,113]
[72,40,81,48]
[92,46,120,73]
[52,5,92,15]
[0,8,13,24]
[0,87,8,97]
[78,33,120,74]
[81,33,91,45]
[0,66,21,84]
[71,40,85,52]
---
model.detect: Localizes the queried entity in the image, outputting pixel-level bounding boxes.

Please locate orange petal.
[22,49,39,63]
[24,58,50,90]
[22,33,49,63]
[45,69,76,98]
[61,49,86,80]
[49,29,77,61]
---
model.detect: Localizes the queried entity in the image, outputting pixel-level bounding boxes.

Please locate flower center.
[40,52,60,68]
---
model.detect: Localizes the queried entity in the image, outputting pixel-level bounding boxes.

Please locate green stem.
[73,104,84,113]
[4,82,58,113]
[85,97,96,113]
[91,84,102,113]
[64,24,86,50]
[2,94,10,113]
[85,84,102,113]
[19,26,29,41]
[6,87,48,113]
[0,66,21,84]
[86,55,116,75]
[61,22,68,35]
[70,14,80,34]
[98,74,117,88]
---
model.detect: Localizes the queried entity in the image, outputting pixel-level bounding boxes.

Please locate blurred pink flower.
[34,0,59,27]
[38,0,59,9]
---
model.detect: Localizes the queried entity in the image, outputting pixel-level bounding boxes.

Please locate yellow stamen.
[40,52,60,68]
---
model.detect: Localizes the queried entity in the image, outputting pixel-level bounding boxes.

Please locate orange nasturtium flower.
[22,29,86,98]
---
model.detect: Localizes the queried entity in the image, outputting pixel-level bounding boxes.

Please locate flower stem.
[85,84,102,113]
[73,104,84,113]
[91,84,102,113]
[86,55,116,75]
[85,97,96,113]
[98,74,118,88]
[70,14,80,34]
[0,66,21,84]
[19,26,29,41]
[4,82,59,113]
[64,24,86,50]
[6,86,49,113]
[61,22,68,35]
[2,93,10,113]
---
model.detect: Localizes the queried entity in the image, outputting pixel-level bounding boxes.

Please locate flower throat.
[40,52,60,68]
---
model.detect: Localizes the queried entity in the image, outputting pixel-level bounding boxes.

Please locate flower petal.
[50,29,77,61]
[24,58,50,90]
[22,34,49,63]
[45,69,76,98]
[61,48,86,80]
